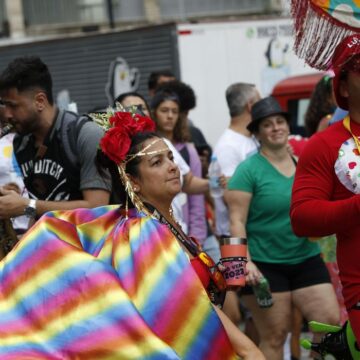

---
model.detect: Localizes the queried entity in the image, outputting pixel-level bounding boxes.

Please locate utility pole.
[5,0,25,38]
[144,0,161,23]
[105,0,115,29]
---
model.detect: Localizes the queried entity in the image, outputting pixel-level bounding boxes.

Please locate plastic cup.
[220,237,247,288]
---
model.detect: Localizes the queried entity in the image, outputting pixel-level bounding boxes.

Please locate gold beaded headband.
[125,138,168,163]
[121,137,170,216]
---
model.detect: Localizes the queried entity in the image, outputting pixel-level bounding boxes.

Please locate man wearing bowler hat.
[291,34,360,344]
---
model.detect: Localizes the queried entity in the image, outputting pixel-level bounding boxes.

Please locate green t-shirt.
[228,153,319,264]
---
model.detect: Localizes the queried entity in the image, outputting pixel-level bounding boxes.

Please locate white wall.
[177,18,319,146]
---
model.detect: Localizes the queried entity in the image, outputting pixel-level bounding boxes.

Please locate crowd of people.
[0,32,359,359]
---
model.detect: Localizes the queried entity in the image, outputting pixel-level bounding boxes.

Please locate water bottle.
[208,155,224,198]
[252,277,273,308]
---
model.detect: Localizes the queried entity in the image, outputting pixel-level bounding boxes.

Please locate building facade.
[0,0,288,39]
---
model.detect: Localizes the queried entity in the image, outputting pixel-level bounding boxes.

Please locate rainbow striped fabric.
[0,206,237,359]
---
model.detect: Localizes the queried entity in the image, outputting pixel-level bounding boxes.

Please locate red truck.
[271,72,325,155]
[272,72,324,136]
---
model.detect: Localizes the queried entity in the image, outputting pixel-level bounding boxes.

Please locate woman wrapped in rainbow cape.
[0,107,263,359]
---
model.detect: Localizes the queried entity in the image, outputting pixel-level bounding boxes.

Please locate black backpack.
[58,110,92,173]
[179,145,190,166]
[59,110,119,204]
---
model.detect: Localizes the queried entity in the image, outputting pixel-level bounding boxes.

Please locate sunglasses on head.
[123,105,146,116]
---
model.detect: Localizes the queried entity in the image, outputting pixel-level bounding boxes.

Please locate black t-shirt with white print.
[14,111,83,201]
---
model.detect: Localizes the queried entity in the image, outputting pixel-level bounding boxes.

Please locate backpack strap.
[13,111,91,172]
[179,145,190,166]
[58,110,92,168]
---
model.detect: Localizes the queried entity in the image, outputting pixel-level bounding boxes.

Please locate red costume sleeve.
[290,133,360,237]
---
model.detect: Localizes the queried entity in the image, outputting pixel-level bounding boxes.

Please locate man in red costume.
[291,33,360,342]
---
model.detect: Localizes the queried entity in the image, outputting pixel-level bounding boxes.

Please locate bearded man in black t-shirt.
[0,56,111,222]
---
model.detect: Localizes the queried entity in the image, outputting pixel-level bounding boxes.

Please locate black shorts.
[241,254,331,294]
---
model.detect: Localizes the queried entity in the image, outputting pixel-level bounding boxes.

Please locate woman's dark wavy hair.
[304,75,335,136]
[96,131,160,206]
[156,80,196,112]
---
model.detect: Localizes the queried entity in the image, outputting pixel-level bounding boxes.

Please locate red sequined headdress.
[291,0,360,70]
[90,105,163,215]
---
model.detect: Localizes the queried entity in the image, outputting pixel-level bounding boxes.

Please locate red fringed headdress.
[291,0,360,70]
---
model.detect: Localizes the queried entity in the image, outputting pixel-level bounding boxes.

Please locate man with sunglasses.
[0,56,111,222]
[291,34,360,344]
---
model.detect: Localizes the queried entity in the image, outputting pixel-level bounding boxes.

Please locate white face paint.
[335,137,360,193]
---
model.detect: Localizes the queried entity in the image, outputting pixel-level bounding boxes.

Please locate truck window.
[288,98,310,136]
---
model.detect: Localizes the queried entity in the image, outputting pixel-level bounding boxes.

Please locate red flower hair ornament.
[90,107,155,164]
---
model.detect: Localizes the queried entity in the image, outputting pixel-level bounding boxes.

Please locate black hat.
[247,96,290,133]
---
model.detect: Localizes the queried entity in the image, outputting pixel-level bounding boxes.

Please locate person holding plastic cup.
[225,96,339,360]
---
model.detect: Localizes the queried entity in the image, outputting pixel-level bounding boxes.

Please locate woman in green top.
[225,97,339,360]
